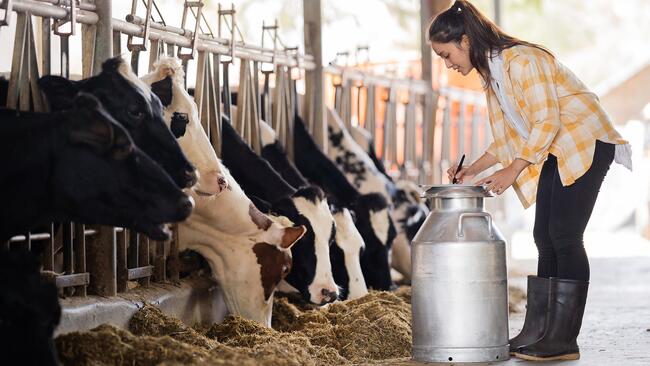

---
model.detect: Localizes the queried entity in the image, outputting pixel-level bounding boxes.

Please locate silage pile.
[55,285,522,365]
[55,291,410,365]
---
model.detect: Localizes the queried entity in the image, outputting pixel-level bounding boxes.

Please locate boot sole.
[513,352,580,361]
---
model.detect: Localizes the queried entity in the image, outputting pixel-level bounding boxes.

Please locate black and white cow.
[293,116,396,291]
[0,94,193,242]
[258,121,368,300]
[0,248,61,366]
[220,112,339,305]
[38,57,196,189]
[328,108,429,280]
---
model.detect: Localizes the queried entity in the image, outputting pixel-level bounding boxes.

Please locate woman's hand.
[475,159,530,195]
[475,166,519,195]
[447,165,476,184]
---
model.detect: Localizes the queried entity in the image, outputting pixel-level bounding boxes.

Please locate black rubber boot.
[509,276,550,353]
[514,278,589,361]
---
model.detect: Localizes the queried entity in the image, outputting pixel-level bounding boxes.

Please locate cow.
[0,93,193,242]
[0,248,61,366]
[258,120,368,300]
[141,58,227,197]
[140,59,306,326]
[38,57,196,190]
[327,108,428,280]
[293,116,396,291]
[220,110,339,305]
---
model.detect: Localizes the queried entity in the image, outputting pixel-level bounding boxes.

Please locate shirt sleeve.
[513,55,561,164]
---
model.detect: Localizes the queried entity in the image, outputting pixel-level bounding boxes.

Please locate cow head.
[38,57,196,189]
[351,193,397,291]
[0,249,60,366]
[329,204,368,300]
[178,211,304,327]
[271,186,340,305]
[53,93,193,240]
[141,57,228,198]
[389,180,429,280]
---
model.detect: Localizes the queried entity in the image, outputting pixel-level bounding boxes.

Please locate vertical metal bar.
[130,50,140,75]
[210,53,222,155]
[60,35,70,78]
[168,225,180,283]
[41,17,51,76]
[194,49,207,121]
[7,12,26,109]
[26,15,44,111]
[303,0,325,149]
[74,224,86,296]
[222,61,231,119]
[457,100,466,161]
[148,38,160,72]
[166,42,174,57]
[128,231,139,268]
[112,30,121,56]
[440,98,452,182]
[152,240,166,283]
[93,0,113,75]
[138,236,150,287]
[62,223,73,275]
[81,24,96,79]
[87,225,117,297]
[116,228,128,292]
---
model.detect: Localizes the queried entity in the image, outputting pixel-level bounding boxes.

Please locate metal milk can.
[411,185,509,363]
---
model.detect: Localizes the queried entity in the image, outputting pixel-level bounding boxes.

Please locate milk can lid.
[419,184,494,199]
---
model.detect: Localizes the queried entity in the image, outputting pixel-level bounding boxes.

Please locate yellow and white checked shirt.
[484,45,629,208]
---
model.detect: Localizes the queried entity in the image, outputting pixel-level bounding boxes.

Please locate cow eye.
[126,104,145,122]
[281,264,289,274]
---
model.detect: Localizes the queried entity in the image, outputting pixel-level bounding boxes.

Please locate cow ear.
[38,75,80,110]
[101,57,124,74]
[279,225,306,250]
[68,93,115,154]
[150,76,173,107]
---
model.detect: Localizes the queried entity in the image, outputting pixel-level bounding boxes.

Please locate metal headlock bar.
[5,0,315,69]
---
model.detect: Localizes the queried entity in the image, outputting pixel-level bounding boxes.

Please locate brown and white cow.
[142,58,306,326]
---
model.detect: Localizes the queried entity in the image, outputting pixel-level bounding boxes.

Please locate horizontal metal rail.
[7,0,315,69]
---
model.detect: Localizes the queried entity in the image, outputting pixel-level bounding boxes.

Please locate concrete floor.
[370,257,650,366]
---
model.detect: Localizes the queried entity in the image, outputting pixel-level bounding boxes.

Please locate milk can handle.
[457,212,493,239]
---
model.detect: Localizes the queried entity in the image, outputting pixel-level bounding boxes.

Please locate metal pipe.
[10,1,314,68]
[12,1,98,24]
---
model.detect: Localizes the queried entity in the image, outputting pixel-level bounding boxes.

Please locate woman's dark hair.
[428,0,551,81]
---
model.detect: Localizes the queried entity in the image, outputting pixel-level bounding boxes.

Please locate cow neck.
[0,109,57,240]
[260,141,309,189]
[220,117,296,201]
[293,116,360,206]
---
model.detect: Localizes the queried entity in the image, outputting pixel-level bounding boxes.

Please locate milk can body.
[411,185,509,363]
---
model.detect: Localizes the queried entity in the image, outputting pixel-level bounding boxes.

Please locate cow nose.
[320,288,338,304]
[185,169,198,188]
[178,195,195,219]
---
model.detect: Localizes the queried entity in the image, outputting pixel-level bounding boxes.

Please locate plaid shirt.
[484,45,628,208]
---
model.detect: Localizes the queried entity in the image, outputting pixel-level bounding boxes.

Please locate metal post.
[303,0,325,150]
[93,0,112,75]
[86,225,117,296]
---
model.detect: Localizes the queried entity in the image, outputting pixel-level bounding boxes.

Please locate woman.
[429,0,631,362]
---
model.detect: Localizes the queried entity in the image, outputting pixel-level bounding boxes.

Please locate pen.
[452,154,465,184]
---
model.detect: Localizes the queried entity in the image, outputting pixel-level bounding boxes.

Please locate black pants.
[533,140,614,281]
